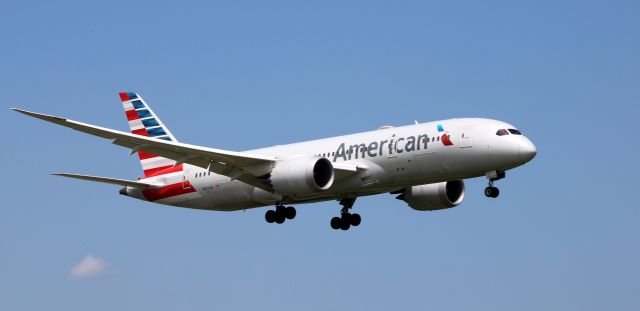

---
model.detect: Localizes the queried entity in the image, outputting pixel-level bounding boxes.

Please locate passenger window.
[508,129,522,135]
[496,129,509,136]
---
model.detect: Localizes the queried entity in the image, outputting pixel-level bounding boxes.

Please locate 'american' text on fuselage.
[333,133,431,162]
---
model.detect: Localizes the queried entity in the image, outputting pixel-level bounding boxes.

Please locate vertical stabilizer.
[119,92,179,177]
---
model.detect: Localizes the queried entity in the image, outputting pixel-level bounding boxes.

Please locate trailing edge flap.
[52,173,164,189]
[12,108,276,192]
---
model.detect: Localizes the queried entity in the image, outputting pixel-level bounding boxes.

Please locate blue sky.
[1,0,638,310]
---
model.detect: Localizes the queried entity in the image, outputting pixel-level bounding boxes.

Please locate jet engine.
[269,156,335,196]
[396,180,465,211]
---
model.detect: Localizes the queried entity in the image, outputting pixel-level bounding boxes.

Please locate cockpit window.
[496,129,509,136]
[508,129,522,135]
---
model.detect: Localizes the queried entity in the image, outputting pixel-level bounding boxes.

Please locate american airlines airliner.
[13,92,536,230]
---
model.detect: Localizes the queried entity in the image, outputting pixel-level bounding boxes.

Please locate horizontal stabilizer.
[52,173,164,189]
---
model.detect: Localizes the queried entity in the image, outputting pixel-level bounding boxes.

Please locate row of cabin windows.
[318,152,336,157]
[496,129,523,136]
[192,130,522,177]
[194,171,211,178]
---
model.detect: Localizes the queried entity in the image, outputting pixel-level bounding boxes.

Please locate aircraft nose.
[519,138,537,163]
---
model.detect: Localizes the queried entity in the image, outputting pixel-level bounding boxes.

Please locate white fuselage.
[127,118,536,211]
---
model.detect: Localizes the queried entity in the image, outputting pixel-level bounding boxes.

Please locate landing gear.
[265,204,296,224]
[330,197,361,231]
[485,170,505,198]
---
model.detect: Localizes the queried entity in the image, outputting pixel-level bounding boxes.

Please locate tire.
[340,219,351,231]
[341,213,351,223]
[275,213,286,224]
[485,186,500,198]
[350,213,361,226]
[285,206,296,220]
[276,205,286,215]
[330,217,342,230]
[265,210,276,223]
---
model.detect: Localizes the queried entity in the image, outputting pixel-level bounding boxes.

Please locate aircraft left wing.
[13,108,277,191]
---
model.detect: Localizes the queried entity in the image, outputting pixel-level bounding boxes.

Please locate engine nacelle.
[269,156,335,196]
[396,180,465,211]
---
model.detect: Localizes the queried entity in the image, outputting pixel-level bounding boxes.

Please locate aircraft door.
[386,133,419,181]
[182,169,193,190]
[460,126,473,148]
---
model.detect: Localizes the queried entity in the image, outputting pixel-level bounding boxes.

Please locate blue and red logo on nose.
[437,124,454,146]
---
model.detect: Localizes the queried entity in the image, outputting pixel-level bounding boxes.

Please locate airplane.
[12,92,537,230]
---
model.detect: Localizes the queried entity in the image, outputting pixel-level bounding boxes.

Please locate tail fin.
[119,92,179,177]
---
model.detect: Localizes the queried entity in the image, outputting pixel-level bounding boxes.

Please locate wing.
[13,108,277,192]
[52,173,164,189]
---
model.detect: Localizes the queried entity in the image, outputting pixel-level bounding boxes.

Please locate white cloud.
[69,255,108,278]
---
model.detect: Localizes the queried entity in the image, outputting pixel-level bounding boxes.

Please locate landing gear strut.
[330,197,361,231]
[485,171,505,198]
[265,204,296,224]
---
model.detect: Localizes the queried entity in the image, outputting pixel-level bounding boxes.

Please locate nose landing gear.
[485,170,505,198]
[330,197,361,231]
[265,204,296,224]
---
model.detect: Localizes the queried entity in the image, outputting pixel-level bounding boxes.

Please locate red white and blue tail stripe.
[119,92,179,177]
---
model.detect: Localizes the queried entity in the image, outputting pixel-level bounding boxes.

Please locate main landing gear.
[265,204,296,224]
[485,170,505,198]
[330,197,361,231]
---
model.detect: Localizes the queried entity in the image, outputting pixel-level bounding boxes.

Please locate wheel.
[285,206,296,219]
[341,212,351,223]
[275,212,286,224]
[265,210,276,223]
[340,218,351,231]
[276,205,286,215]
[491,187,500,198]
[484,186,500,198]
[484,187,493,197]
[350,213,361,226]
[330,217,342,230]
